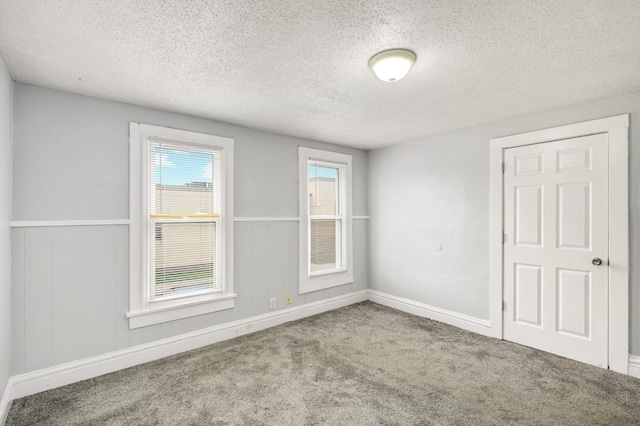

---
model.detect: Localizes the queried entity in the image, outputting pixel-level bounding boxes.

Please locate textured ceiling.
[1,1,639,149]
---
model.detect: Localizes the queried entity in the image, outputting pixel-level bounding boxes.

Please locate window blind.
[148,140,223,301]
[308,161,343,273]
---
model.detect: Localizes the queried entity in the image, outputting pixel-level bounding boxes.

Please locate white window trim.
[128,123,235,329]
[298,147,353,294]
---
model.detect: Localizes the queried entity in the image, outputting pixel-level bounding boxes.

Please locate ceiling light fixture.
[369,49,416,83]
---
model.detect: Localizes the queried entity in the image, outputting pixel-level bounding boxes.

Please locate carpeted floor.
[7,301,640,425]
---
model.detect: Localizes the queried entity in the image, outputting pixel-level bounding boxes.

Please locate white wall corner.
[0,53,13,426]
[629,355,640,379]
[368,290,493,337]
[0,378,13,425]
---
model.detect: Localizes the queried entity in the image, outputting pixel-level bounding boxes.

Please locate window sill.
[310,267,348,277]
[299,274,353,295]
[127,294,236,329]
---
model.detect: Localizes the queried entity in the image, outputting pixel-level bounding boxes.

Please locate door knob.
[592,258,603,266]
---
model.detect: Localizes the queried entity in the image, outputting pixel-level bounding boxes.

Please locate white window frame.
[299,147,353,294]
[128,123,235,329]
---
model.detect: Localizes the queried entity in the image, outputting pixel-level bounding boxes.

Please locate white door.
[503,133,609,367]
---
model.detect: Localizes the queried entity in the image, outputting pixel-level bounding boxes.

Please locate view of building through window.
[149,144,222,300]
[308,163,341,273]
[149,147,343,298]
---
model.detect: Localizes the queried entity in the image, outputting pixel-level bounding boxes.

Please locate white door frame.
[489,114,629,374]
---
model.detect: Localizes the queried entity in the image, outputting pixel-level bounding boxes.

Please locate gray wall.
[10,80,640,377]
[369,90,640,355]
[11,83,368,374]
[0,56,13,399]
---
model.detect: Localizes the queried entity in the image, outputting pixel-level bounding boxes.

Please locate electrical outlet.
[270,298,276,309]
[286,294,292,304]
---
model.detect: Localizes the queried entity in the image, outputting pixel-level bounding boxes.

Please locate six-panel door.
[503,133,609,367]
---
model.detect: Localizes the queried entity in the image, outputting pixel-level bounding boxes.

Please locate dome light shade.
[369,49,416,83]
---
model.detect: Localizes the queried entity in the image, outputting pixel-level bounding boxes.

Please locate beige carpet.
[7,302,640,425]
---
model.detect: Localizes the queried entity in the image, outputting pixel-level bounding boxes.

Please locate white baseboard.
[8,290,368,401]
[629,355,640,379]
[0,379,12,426]
[368,290,493,337]
[3,288,634,419]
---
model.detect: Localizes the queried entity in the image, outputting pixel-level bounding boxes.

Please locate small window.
[299,147,353,294]
[128,123,235,328]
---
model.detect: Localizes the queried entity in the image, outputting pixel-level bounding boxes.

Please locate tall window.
[148,141,222,300]
[299,147,353,294]
[309,161,344,274]
[129,123,235,329]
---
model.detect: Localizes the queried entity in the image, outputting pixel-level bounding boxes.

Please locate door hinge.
[503,301,507,311]
[502,232,506,244]
[502,162,505,173]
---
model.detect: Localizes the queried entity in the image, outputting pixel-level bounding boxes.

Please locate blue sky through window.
[156,147,213,186]
[309,164,337,179]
